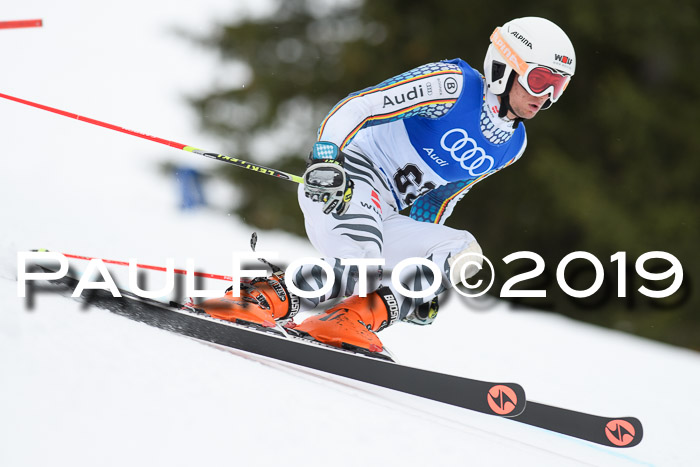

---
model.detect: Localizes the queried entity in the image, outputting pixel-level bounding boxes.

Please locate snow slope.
[2,2,700,466]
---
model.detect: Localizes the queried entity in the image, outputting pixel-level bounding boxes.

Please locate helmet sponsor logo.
[490,28,527,75]
[555,54,574,66]
[509,30,532,49]
[440,128,495,176]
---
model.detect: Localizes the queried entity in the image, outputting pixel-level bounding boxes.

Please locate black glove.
[303,141,354,215]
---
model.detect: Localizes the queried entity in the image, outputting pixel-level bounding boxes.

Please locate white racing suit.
[291,58,528,320]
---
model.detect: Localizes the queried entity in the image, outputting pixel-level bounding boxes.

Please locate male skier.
[201,16,576,356]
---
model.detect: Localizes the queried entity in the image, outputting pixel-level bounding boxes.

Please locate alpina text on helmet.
[510,31,533,49]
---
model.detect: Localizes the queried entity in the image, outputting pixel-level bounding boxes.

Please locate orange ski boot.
[292,287,399,354]
[196,274,300,328]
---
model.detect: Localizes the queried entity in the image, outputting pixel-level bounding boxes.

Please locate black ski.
[513,401,643,448]
[36,271,644,447]
[41,273,526,418]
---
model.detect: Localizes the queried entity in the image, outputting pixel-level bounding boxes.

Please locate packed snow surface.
[2,1,699,466]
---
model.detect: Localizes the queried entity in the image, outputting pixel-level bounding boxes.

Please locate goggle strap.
[490,28,528,75]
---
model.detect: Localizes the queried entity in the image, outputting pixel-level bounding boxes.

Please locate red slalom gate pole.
[60,252,234,282]
[0,19,43,30]
[0,92,305,184]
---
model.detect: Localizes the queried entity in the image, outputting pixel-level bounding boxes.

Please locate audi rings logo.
[440,128,495,176]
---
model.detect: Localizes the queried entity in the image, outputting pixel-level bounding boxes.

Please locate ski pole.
[0,19,43,30]
[0,92,305,184]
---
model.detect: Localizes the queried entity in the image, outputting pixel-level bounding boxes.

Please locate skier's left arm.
[317,61,464,150]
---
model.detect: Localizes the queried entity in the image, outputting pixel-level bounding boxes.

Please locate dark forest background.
[186,0,699,350]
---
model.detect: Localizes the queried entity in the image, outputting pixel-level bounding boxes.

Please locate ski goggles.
[490,28,571,103]
[518,65,570,103]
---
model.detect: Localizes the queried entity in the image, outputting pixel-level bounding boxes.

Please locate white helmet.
[484,17,576,111]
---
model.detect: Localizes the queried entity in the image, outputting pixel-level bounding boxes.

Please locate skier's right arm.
[306,61,465,215]
[303,142,354,215]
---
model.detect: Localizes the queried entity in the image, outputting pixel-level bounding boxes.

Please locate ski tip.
[603,417,643,448]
